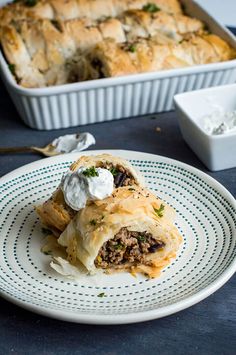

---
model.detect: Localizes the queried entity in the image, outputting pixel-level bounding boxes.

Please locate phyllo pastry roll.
[0,0,182,28]
[0,17,127,87]
[1,8,201,88]
[120,9,204,43]
[36,154,144,235]
[78,34,235,81]
[53,186,182,278]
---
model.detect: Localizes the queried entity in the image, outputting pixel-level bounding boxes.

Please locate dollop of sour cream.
[61,167,114,211]
[52,132,95,153]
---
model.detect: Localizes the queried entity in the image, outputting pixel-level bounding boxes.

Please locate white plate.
[0,150,235,324]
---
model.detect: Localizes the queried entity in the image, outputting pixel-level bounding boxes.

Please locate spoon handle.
[0,146,35,154]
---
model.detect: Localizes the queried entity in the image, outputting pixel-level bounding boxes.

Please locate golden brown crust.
[0,1,54,27]
[50,0,80,20]
[98,18,126,43]
[36,189,76,233]
[0,24,46,87]
[82,40,137,79]
[203,34,236,62]
[121,9,204,42]
[3,17,229,87]
[0,1,235,88]
[0,0,182,27]
[82,33,235,80]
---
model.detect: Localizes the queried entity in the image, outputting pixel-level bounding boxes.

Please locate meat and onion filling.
[97,162,136,187]
[95,227,165,269]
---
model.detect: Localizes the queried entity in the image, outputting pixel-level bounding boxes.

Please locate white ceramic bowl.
[174,84,236,171]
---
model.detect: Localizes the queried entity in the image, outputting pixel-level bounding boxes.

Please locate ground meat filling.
[95,227,165,269]
[97,162,136,187]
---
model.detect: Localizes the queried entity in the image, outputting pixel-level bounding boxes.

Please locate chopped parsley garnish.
[8,63,16,75]
[82,166,98,177]
[90,216,104,227]
[43,250,52,255]
[89,219,97,226]
[137,235,146,242]
[128,188,135,191]
[154,204,165,217]
[97,292,106,298]
[142,3,160,13]
[114,244,123,250]
[109,167,119,176]
[128,44,136,53]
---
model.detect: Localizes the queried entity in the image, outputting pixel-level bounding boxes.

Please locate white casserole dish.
[0,0,236,130]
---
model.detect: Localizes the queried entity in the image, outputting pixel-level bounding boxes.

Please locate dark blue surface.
[0,29,236,355]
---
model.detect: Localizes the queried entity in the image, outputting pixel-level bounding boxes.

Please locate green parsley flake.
[97,292,106,298]
[142,3,160,13]
[128,44,136,53]
[110,167,119,176]
[128,188,135,191]
[8,63,16,75]
[154,204,165,218]
[82,166,98,177]
[137,235,146,242]
[43,250,52,255]
[114,244,123,250]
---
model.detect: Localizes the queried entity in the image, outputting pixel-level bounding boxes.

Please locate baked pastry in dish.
[76,35,235,81]
[0,0,235,88]
[0,0,182,27]
[52,185,182,278]
[36,154,145,235]
[0,9,204,87]
[120,9,204,42]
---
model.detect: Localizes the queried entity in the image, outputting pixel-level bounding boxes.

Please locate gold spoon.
[0,143,60,157]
